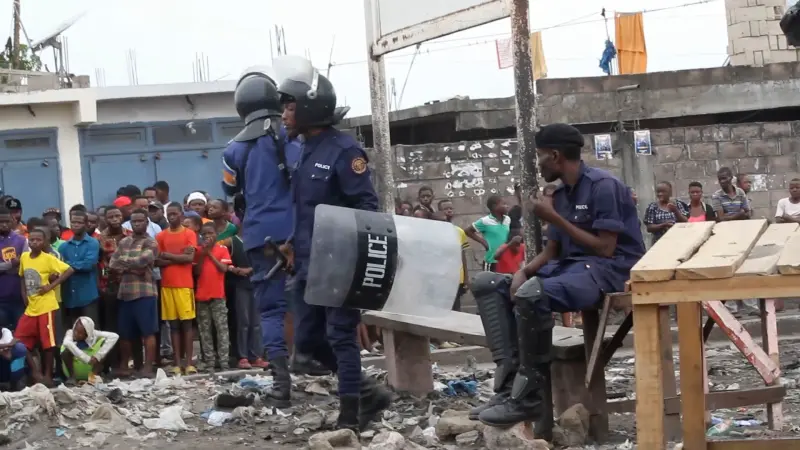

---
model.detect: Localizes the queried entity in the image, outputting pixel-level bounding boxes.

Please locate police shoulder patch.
[350,157,367,175]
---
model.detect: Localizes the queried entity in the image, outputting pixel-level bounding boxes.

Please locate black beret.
[535,123,584,149]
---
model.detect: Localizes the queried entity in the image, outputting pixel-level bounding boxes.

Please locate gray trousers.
[235,286,263,360]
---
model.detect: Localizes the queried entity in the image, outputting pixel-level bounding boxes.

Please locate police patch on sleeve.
[350,157,367,175]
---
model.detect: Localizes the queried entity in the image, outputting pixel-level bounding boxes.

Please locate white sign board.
[369,0,509,57]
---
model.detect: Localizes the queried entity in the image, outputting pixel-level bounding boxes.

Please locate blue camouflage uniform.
[290,128,378,396]
[222,133,301,361]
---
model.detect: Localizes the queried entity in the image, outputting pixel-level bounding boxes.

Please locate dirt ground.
[3,338,800,450]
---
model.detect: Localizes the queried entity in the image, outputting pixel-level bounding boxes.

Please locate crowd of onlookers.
[0,164,794,390]
[0,181,263,390]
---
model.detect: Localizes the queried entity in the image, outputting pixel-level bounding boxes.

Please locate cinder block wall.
[726,0,798,65]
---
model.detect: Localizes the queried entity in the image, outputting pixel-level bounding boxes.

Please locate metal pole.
[509,0,542,257]
[364,0,395,213]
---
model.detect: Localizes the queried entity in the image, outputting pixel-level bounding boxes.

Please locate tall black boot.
[469,272,519,420]
[291,352,332,376]
[336,395,361,434]
[358,377,392,431]
[478,278,553,428]
[262,356,291,408]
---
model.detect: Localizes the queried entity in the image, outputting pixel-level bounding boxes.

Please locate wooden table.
[630,220,800,449]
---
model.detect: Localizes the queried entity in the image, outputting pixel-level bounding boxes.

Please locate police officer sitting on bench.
[469,123,645,431]
[276,57,391,433]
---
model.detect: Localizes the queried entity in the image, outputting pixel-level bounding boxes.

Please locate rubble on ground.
[0,342,797,449]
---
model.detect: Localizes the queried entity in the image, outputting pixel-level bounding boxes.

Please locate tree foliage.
[0,42,42,72]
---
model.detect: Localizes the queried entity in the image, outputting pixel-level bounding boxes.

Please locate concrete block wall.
[643,121,800,220]
[726,0,798,66]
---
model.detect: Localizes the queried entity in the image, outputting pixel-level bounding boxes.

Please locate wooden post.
[382,329,434,395]
[760,298,783,430]
[633,303,665,448]
[677,302,707,449]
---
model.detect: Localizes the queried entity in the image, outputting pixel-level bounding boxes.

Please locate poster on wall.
[634,129,652,156]
[594,134,612,160]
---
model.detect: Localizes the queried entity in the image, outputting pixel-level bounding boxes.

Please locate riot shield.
[305,205,462,315]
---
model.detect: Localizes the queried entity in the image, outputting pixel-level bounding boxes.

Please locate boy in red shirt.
[155,203,197,375]
[493,228,525,274]
[194,223,232,370]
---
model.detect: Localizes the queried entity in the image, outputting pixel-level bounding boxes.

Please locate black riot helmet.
[234,72,282,125]
[232,69,283,142]
[276,57,337,129]
[781,1,800,46]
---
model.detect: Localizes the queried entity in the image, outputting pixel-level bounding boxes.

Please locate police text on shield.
[362,234,388,289]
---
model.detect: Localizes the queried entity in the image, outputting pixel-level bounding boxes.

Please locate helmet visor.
[274,55,321,99]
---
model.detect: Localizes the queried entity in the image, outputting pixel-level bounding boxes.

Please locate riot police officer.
[276,56,391,432]
[221,68,303,408]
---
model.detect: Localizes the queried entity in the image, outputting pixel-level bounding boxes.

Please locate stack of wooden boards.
[631,219,800,282]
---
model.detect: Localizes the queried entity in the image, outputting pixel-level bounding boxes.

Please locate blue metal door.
[154,149,225,201]
[2,158,61,219]
[85,154,156,208]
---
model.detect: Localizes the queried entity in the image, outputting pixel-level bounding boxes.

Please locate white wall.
[0,83,238,211]
[96,92,235,124]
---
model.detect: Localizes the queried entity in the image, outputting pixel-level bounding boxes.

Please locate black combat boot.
[336,395,361,434]
[468,272,519,420]
[469,359,517,420]
[358,377,392,431]
[291,352,332,376]
[262,356,291,408]
[478,278,554,434]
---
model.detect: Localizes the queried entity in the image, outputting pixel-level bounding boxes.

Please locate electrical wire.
[332,0,722,69]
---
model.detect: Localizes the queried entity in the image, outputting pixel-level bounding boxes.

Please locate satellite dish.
[30,11,87,51]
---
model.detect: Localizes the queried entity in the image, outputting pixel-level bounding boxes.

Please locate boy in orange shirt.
[155,203,197,375]
[194,223,232,370]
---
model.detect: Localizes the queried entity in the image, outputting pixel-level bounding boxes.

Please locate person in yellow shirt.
[15,228,74,386]
[433,212,470,311]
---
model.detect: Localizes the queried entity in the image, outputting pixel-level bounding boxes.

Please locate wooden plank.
[676,219,768,280]
[776,232,800,275]
[633,304,665,449]
[606,385,786,414]
[703,301,781,384]
[362,310,611,360]
[708,439,800,450]
[677,302,708,450]
[736,223,799,276]
[630,222,714,282]
[632,275,799,305]
[760,299,783,430]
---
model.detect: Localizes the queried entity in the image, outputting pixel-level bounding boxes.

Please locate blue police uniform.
[470,160,645,429]
[290,128,378,397]
[524,162,645,314]
[222,134,300,362]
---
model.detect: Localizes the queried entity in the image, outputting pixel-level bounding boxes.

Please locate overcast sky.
[7,0,727,116]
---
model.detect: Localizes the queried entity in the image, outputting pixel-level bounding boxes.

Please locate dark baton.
[263,236,292,280]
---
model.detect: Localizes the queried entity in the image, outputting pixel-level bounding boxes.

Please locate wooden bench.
[363,309,615,441]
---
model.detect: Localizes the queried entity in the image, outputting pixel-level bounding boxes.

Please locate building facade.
[0,82,239,216]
